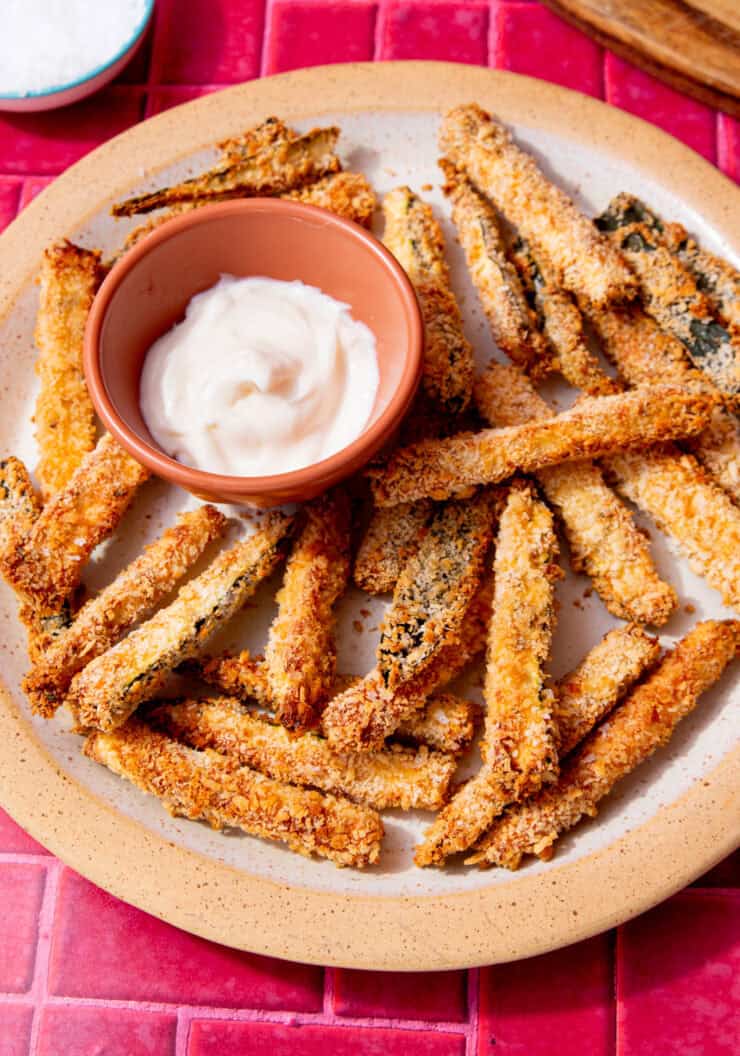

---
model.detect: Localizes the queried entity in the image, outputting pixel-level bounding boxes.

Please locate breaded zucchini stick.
[265,491,351,730]
[0,457,40,559]
[69,512,294,732]
[24,505,227,718]
[116,172,377,262]
[217,116,293,163]
[439,160,551,377]
[470,620,740,868]
[322,576,493,752]
[146,698,456,812]
[377,492,495,690]
[415,481,560,866]
[440,104,636,306]
[84,719,383,868]
[507,237,618,396]
[596,195,740,398]
[604,446,740,612]
[475,362,677,624]
[0,434,149,612]
[353,501,432,595]
[589,305,740,504]
[552,623,659,755]
[193,654,479,755]
[112,126,341,216]
[370,385,716,506]
[383,186,474,415]
[33,242,104,499]
[595,193,740,328]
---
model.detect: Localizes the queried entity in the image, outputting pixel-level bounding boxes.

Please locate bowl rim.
[0,0,154,101]
[84,196,424,496]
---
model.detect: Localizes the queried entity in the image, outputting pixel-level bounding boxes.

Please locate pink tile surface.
[37,1006,177,1056]
[188,1020,467,1055]
[492,3,603,97]
[0,1004,33,1056]
[479,934,613,1054]
[605,54,717,163]
[335,968,467,1022]
[49,869,323,1009]
[618,891,740,1055]
[0,3,737,1053]
[0,862,46,993]
[379,1,489,64]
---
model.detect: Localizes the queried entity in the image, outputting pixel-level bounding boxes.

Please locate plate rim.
[0,61,738,971]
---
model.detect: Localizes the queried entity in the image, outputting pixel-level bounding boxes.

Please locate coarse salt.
[1,0,148,96]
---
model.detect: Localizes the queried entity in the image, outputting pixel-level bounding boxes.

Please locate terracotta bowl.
[84,198,424,507]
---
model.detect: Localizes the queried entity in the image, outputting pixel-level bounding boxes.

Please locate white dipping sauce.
[140,276,379,477]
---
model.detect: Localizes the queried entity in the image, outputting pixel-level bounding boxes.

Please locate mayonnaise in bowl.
[140,275,380,477]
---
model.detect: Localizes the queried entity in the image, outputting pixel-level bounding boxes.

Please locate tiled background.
[0,1,738,1053]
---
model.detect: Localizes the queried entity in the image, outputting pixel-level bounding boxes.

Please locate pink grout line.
[323,966,336,1018]
[175,1010,191,1056]
[259,0,276,79]
[373,0,388,61]
[26,858,62,1055]
[466,968,479,1056]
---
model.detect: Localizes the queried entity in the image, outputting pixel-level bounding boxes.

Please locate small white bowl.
[0,0,154,113]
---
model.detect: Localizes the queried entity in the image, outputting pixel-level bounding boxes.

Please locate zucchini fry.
[370,385,716,506]
[604,446,740,612]
[377,492,495,690]
[112,126,341,217]
[217,116,293,163]
[552,623,659,756]
[354,501,432,595]
[594,193,740,329]
[507,237,618,396]
[84,718,383,868]
[265,491,351,730]
[24,505,228,718]
[34,242,104,498]
[415,481,560,866]
[470,620,740,868]
[589,305,740,504]
[194,654,479,755]
[440,103,636,306]
[475,361,677,624]
[596,195,740,398]
[383,186,474,414]
[0,434,149,613]
[0,457,40,559]
[69,512,294,732]
[146,698,456,812]
[439,160,552,377]
[116,172,377,262]
[322,576,493,752]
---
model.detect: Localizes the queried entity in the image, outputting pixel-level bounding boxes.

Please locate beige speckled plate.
[0,62,738,971]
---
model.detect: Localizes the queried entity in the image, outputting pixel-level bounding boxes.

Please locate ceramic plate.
[0,62,738,970]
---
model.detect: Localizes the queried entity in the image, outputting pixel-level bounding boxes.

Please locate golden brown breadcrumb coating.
[383,185,474,415]
[146,697,456,812]
[470,620,740,867]
[84,718,383,868]
[589,304,740,504]
[353,502,432,595]
[24,505,227,717]
[377,492,495,690]
[474,361,677,624]
[415,481,560,866]
[0,457,40,559]
[265,491,351,730]
[0,434,149,612]
[604,446,740,612]
[321,577,493,753]
[440,103,636,306]
[33,241,104,499]
[69,513,294,732]
[112,126,342,216]
[439,160,551,377]
[370,385,716,506]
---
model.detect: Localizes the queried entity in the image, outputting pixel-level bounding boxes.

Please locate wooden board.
[541,0,740,117]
